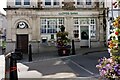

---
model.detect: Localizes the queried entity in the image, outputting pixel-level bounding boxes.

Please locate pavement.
[0,45,108,80]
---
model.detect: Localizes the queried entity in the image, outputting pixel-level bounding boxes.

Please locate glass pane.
[41,29,46,33]
[40,18,64,34]
[74,19,78,24]
[53,0,59,5]
[45,0,51,5]
[24,0,30,5]
[90,19,95,24]
[15,0,21,5]
[80,18,89,24]
[77,0,83,5]
[73,30,79,38]
[58,18,64,24]
[90,25,96,38]
[86,0,91,5]
[41,19,46,24]
[81,26,89,40]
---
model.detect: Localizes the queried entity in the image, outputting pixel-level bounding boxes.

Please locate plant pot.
[58,47,71,56]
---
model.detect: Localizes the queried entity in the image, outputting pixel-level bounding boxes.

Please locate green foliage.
[56,25,70,47]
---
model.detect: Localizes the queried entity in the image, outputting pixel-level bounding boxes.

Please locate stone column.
[64,16,74,39]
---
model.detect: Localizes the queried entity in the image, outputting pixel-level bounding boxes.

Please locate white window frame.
[73,18,80,39]
[75,0,84,8]
[43,0,60,8]
[53,0,59,6]
[40,18,64,34]
[15,0,30,7]
[86,0,92,5]
[85,0,93,8]
[75,0,94,8]
[24,0,30,5]
[77,0,83,5]
[90,18,96,39]
[15,0,22,5]
[73,18,96,39]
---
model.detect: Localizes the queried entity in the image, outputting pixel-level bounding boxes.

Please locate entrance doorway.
[16,34,28,53]
[80,26,89,47]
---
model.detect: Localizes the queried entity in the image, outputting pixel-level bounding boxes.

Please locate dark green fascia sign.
[58,12,78,15]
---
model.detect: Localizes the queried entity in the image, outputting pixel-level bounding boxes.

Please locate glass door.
[80,26,89,47]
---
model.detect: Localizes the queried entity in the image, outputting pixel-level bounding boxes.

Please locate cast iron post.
[28,44,32,62]
[10,53,18,80]
[72,39,76,55]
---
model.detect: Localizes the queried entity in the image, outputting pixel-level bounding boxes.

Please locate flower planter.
[57,45,71,56]
[56,25,71,56]
[58,47,71,56]
[96,16,120,79]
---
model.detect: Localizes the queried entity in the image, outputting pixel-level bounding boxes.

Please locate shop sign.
[58,12,78,15]
[58,12,99,16]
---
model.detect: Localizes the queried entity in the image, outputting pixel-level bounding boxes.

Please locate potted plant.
[96,16,120,80]
[56,25,71,56]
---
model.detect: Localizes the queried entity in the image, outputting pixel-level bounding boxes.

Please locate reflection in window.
[73,30,79,38]
[53,0,59,5]
[74,19,79,24]
[90,18,95,24]
[45,0,51,5]
[41,25,46,33]
[90,25,96,38]
[58,19,64,24]
[80,18,89,24]
[40,18,64,34]
[73,18,96,39]
[77,0,83,5]
[15,0,21,5]
[24,0,30,5]
[81,31,88,40]
[86,0,91,5]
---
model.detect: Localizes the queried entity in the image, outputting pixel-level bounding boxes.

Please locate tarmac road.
[17,50,109,79]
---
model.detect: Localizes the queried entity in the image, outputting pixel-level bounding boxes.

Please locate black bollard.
[28,44,32,62]
[10,53,18,80]
[72,39,76,55]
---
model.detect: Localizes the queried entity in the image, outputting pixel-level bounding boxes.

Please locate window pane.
[41,19,46,24]
[41,25,46,33]
[15,0,21,5]
[53,0,59,5]
[86,0,91,5]
[90,19,95,24]
[73,30,79,38]
[74,19,78,24]
[45,0,51,5]
[90,25,96,38]
[24,0,30,5]
[58,19,64,24]
[77,0,83,5]
[40,18,64,34]
[80,18,89,24]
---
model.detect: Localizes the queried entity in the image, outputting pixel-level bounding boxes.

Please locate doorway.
[80,26,89,47]
[16,34,28,53]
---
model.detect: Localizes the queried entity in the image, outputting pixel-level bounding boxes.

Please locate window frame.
[73,18,96,39]
[86,0,91,5]
[77,0,83,5]
[45,0,51,6]
[24,0,30,5]
[44,0,60,8]
[40,18,64,34]
[15,0,22,5]
[53,0,59,6]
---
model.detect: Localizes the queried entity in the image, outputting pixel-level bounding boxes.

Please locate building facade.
[5,0,107,53]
